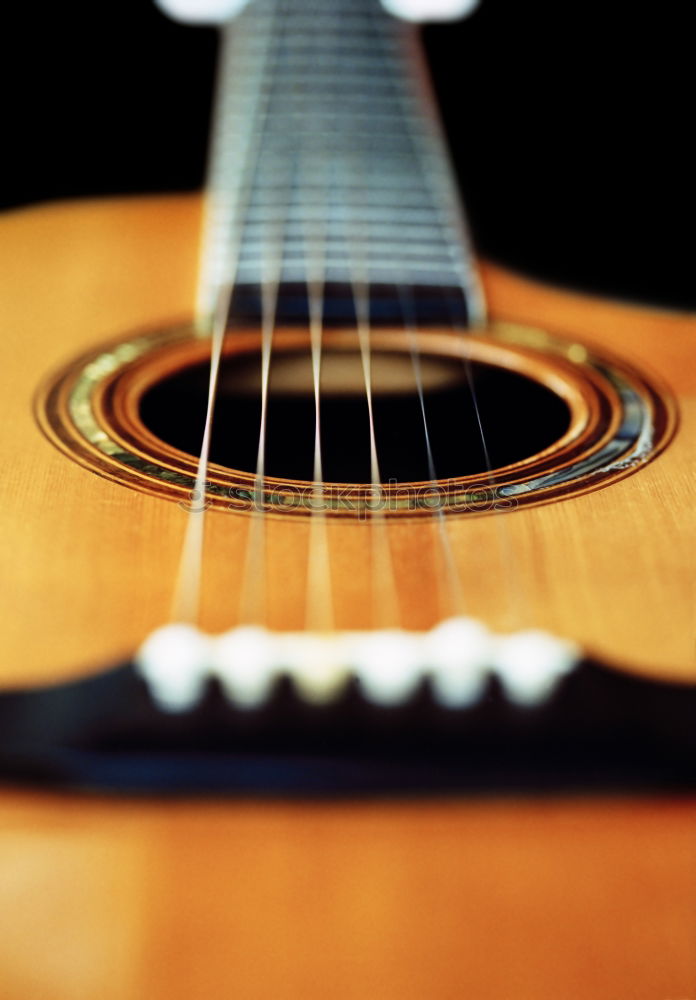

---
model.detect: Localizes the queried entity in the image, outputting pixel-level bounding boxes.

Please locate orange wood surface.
[0,196,694,683]
[0,793,694,1000]
[0,196,694,997]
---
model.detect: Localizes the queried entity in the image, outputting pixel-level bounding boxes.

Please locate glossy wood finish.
[0,195,695,999]
[0,793,694,999]
[0,195,694,684]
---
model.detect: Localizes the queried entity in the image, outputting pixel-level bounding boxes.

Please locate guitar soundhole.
[139,350,570,483]
[36,322,675,517]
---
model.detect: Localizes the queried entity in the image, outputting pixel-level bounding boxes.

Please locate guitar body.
[0,196,695,993]
[2,0,695,988]
[0,194,693,688]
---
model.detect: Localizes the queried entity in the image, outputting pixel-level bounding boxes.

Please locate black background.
[3,0,693,308]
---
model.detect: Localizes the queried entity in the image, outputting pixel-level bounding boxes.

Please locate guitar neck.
[197,0,482,324]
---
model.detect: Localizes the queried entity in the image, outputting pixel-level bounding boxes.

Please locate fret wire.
[228,54,402,71]
[237,36,399,53]
[376,18,475,299]
[235,261,463,276]
[230,206,456,228]
[239,219,453,235]
[219,88,425,110]
[237,186,442,205]
[201,0,479,308]
[218,112,425,125]
[238,234,456,250]
[238,246,455,262]
[252,83,408,96]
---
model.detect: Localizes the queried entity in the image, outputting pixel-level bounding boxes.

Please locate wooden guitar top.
[0,196,693,998]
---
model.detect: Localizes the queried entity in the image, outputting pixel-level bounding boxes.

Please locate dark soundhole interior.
[139,348,570,483]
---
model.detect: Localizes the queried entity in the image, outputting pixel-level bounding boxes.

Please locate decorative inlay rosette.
[35,322,676,518]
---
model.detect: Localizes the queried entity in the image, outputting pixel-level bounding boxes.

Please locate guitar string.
[170,9,278,624]
[399,23,488,329]
[196,7,275,324]
[448,297,530,629]
[341,1,465,630]
[300,117,334,633]
[398,25,527,630]
[170,1,284,623]
[303,1,418,632]
[236,4,296,626]
[392,16,516,626]
[397,285,465,618]
[340,153,402,629]
[175,0,510,638]
[367,3,470,625]
[235,194,288,625]
[350,5,444,626]
[384,14,468,623]
[170,285,230,624]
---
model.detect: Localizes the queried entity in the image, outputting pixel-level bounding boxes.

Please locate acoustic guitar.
[0,0,693,996]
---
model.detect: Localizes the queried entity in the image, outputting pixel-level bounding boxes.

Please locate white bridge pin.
[212,626,277,708]
[135,619,581,714]
[348,629,426,707]
[425,616,492,708]
[494,630,581,706]
[276,633,349,705]
[135,624,212,713]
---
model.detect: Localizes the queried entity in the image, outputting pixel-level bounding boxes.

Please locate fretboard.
[198,0,482,324]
